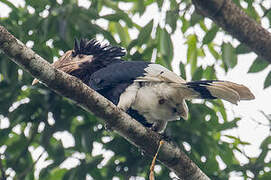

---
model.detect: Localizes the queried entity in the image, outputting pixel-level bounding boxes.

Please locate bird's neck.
[70,58,123,84]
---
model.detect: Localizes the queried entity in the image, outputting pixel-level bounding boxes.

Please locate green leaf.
[217,118,241,131]
[202,25,219,44]
[192,66,203,81]
[205,157,219,173]
[203,65,217,80]
[49,168,68,179]
[180,16,190,33]
[236,44,251,54]
[157,0,163,9]
[190,11,203,26]
[127,39,138,51]
[212,100,227,121]
[114,23,130,46]
[0,0,17,10]
[137,20,153,46]
[258,171,271,180]
[255,137,270,164]
[246,3,261,22]
[166,10,178,33]
[186,34,197,62]
[102,12,133,28]
[259,136,271,153]
[134,0,145,15]
[160,28,173,64]
[208,43,220,59]
[248,57,269,73]
[222,42,237,69]
[264,71,271,89]
[199,21,208,32]
[156,57,171,70]
[186,34,198,74]
[0,128,11,145]
[197,48,205,57]
[218,146,235,165]
[179,62,187,80]
[81,131,93,152]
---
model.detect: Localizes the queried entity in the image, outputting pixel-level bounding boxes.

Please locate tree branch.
[0,26,209,180]
[192,0,271,64]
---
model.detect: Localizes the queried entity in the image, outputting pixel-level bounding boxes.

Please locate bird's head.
[32,39,125,85]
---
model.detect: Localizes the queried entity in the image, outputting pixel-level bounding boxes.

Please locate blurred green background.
[0,0,271,179]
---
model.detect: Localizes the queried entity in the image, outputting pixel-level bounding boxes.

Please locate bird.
[32,39,255,133]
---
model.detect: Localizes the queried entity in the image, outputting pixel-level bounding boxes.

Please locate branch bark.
[192,0,271,64]
[0,26,209,180]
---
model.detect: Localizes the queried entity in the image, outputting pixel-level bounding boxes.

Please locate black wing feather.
[88,61,150,104]
[89,61,149,91]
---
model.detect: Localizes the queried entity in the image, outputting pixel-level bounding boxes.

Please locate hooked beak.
[32,78,39,85]
[32,50,93,86]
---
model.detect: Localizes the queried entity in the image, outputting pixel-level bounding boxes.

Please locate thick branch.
[192,0,271,64]
[0,26,209,180]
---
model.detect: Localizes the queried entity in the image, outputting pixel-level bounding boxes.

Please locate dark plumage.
[186,80,219,99]
[72,39,125,60]
[88,61,149,104]
[33,38,255,133]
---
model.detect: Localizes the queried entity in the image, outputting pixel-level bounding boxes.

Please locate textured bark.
[192,0,271,64]
[0,25,210,180]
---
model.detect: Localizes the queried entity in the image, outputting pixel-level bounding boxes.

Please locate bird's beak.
[31,50,93,86]
[32,50,74,86]
[32,78,39,85]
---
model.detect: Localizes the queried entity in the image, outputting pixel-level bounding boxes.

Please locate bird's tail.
[179,80,255,104]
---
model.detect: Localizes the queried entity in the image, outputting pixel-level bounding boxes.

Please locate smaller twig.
[263,8,271,18]
[12,133,37,167]
[235,131,251,161]
[250,118,271,127]
[149,140,165,180]
[16,150,45,180]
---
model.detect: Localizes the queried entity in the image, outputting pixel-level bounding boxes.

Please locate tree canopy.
[0,0,271,179]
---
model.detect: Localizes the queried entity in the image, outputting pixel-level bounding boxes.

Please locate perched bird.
[32,39,255,133]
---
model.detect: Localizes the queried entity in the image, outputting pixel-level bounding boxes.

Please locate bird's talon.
[104,123,113,131]
[158,132,172,142]
[150,126,157,132]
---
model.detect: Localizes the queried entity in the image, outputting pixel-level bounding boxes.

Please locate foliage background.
[0,0,271,179]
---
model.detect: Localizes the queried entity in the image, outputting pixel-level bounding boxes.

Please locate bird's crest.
[72,39,126,60]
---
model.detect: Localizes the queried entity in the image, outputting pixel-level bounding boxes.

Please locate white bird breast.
[131,82,181,123]
[117,64,189,132]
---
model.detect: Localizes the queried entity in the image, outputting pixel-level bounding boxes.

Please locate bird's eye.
[158,99,165,104]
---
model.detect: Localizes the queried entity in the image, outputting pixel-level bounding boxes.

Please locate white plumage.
[117,64,254,132]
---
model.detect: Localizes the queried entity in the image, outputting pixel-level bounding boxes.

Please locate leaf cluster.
[0,0,270,179]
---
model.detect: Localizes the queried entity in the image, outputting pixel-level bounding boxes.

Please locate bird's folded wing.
[135,64,186,84]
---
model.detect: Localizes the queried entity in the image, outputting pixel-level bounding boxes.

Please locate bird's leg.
[158,132,172,142]
[150,121,173,142]
[150,121,167,133]
[104,123,113,131]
